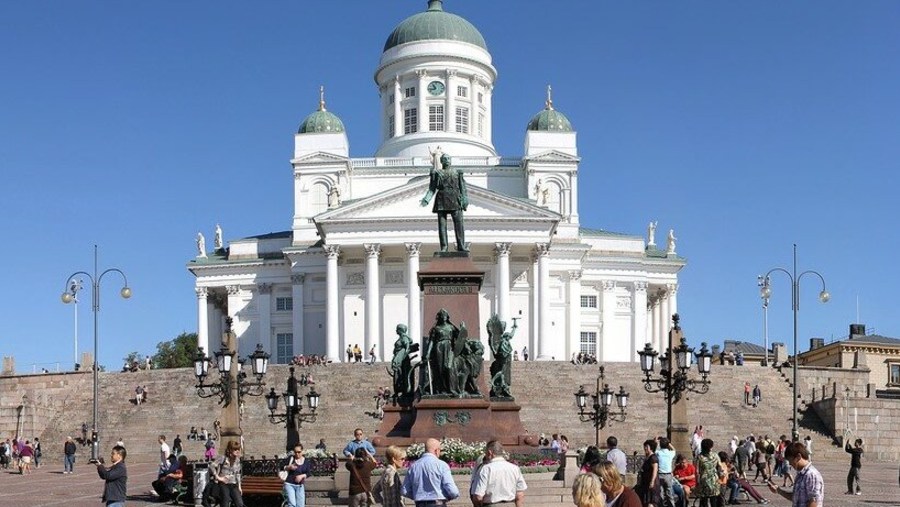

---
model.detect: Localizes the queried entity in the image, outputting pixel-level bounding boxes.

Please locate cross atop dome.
[546,85,554,110]
[319,85,327,112]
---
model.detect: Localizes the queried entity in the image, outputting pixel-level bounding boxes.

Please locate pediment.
[524,150,581,163]
[316,179,560,223]
[292,151,350,164]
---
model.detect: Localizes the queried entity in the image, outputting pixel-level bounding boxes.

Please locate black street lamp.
[61,245,131,462]
[193,343,270,406]
[760,244,829,441]
[638,314,713,442]
[265,367,321,451]
[574,365,629,447]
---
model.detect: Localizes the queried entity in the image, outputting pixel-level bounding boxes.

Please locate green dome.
[298,110,345,134]
[384,0,487,52]
[527,108,573,132]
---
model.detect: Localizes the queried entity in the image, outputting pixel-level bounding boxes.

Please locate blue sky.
[2,1,898,373]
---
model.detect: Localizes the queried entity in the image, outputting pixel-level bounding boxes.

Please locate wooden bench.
[241,476,286,506]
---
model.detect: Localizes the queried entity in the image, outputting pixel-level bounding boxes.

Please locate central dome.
[383,0,487,52]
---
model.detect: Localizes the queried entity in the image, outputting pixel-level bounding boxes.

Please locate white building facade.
[188,0,685,364]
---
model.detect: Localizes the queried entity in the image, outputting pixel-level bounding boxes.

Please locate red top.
[673,462,697,488]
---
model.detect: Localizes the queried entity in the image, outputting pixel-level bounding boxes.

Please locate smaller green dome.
[299,110,345,134]
[526,85,573,132]
[298,86,345,134]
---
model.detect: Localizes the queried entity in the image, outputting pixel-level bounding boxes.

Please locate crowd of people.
[289,354,328,366]
[0,437,41,473]
[571,352,599,365]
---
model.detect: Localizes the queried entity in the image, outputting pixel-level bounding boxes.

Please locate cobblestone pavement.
[0,457,898,506]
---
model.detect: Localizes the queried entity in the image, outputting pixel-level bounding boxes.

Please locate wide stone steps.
[21,361,841,464]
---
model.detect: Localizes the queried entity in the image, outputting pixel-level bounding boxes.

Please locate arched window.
[308,182,329,216]
[546,181,563,215]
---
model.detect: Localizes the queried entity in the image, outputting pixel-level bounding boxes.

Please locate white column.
[257,284,272,357]
[567,271,582,362]
[600,280,617,362]
[530,254,539,358]
[535,243,551,360]
[226,285,246,355]
[393,76,402,138]
[657,289,668,351]
[667,283,678,331]
[495,242,511,323]
[406,243,421,341]
[485,84,493,144]
[651,296,661,352]
[468,74,476,134]
[417,70,428,132]
[196,287,209,356]
[445,69,456,132]
[325,245,341,362]
[291,274,305,356]
[569,171,579,223]
[364,244,381,359]
[633,282,648,362]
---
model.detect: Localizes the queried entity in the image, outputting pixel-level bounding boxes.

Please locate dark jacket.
[64,441,77,456]
[846,443,863,468]
[97,461,128,504]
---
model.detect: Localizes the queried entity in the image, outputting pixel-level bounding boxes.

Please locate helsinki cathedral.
[189,0,685,364]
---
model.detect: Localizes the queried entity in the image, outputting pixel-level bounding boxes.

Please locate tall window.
[457,85,468,98]
[388,115,395,138]
[404,108,418,134]
[276,297,293,311]
[478,113,484,137]
[580,295,598,308]
[429,105,444,132]
[455,106,469,134]
[276,333,293,364]
[309,182,328,215]
[478,92,483,104]
[389,93,394,104]
[580,331,597,356]
[404,87,416,98]
[890,363,900,385]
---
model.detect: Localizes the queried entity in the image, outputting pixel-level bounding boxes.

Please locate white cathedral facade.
[188,0,685,364]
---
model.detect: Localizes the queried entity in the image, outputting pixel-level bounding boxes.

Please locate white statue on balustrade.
[196,232,207,258]
[666,229,677,255]
[647,221,658,248]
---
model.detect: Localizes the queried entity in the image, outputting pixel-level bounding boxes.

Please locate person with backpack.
[204,436,217,462]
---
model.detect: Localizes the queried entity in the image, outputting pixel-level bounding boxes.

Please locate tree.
[152,332,198,369]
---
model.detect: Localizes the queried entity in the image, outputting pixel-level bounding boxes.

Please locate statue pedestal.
[374,397,530,448]
[372,253,532,449]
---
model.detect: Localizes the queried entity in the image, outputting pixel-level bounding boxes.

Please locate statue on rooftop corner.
[420,153,468,252]
[487,314,516,398]
[196,232,207,258]
[327,184,341,208]
[647,221,657,248]
[667,228,677,254]
[214,223,223,251]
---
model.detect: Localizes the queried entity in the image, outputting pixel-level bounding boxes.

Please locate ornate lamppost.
[638,314,712,450]
[61,245,132,461]
[265,366,321,451]
[193,342,270,406]
[574,365,629,447]
[760,244,829,441]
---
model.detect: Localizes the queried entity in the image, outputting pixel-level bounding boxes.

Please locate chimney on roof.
[809,338,825,351]
[849,324,866,339]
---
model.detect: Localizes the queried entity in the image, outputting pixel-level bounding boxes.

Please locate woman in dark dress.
[635,439,661,507]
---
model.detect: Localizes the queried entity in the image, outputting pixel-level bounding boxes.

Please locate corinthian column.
[196,287,209,356]
[364,244,381,358]
[632,282,648,362]
[406,243,421,341]
[291,274,305,356]
[600,280,617,362]
[535,243,551,360]
[495,243,511,323]
[324,245,341,362]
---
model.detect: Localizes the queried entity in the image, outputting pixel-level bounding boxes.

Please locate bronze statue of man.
[420,153,468,252]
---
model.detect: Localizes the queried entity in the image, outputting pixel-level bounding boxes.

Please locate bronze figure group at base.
[388,311,515,400]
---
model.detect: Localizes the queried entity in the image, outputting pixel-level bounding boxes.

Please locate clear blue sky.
[2,1,898,373]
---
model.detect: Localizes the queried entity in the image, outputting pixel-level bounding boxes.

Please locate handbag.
[278,470,289,481]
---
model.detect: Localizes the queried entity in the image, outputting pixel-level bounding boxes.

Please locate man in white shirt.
[605,436,627,476]
[470,441,527,507]
[158,435,170,466]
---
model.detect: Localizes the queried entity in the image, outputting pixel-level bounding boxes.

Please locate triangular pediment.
[316,179,560,223]
[292,151,350,164]
[524,150,581,163]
